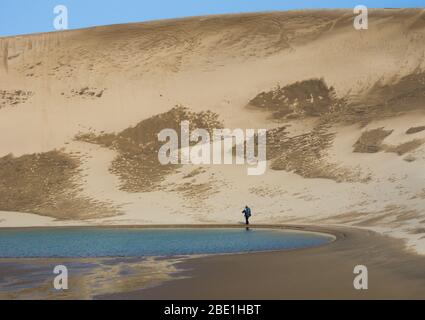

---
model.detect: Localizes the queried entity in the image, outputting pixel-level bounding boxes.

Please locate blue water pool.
[0,227,334,258]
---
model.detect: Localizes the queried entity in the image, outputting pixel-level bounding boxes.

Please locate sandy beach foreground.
[1,224,425,300]
[99,225,425,300]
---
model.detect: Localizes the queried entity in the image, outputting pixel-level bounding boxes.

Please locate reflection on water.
[0,257,186,299]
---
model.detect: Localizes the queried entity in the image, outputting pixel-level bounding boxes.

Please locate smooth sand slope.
[0,9,425,254]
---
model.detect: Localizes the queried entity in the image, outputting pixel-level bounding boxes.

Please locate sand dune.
[1,9,425,253]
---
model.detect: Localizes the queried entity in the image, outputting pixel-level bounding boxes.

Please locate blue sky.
[0,0,424,37]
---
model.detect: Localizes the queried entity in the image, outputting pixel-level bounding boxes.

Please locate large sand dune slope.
[1,9,425,252]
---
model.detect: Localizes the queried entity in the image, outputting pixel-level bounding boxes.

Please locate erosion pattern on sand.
[1,9,425,252]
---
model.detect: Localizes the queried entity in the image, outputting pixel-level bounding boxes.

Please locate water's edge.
[0,224,339,299]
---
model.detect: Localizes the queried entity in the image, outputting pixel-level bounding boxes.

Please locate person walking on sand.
[242,205,252,225]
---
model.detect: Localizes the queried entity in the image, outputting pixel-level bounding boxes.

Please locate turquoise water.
[0,227,333,258]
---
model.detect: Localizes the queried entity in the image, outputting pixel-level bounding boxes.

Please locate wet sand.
[97,225,425,300]
[2,224,425,300]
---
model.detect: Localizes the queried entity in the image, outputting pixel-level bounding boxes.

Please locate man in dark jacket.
[242,206,252,225]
